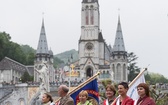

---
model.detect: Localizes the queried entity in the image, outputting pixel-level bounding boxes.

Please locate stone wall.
[0,84,60,105]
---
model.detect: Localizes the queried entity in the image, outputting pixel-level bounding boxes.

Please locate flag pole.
[128,68,147,87]
[55,72,100,103]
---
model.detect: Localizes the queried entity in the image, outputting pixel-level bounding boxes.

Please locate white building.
[0,57,33,84]
[68,0,128,83]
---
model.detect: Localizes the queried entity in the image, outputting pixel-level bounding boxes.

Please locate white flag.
[127,73,145,100]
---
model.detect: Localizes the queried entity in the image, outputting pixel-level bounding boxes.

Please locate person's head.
[58,85,69,97]
[105,84,116,98]
[118,82,129,96]
[78,90,88,104]
[137,83,150,97]
[42,93,53,103]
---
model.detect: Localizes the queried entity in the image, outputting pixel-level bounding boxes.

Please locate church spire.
[113,15,125,52]
[36,18,49,54]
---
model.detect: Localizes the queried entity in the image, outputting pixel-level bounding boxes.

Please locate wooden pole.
[128,68,147,87]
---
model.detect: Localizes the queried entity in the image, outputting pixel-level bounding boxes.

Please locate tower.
[34,18,55,84]
[111,16,128,82]
[78,0,111,79]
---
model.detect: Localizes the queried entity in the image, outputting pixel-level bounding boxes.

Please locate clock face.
[86,43,93,51]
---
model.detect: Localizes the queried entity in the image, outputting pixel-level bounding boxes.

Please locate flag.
[127,73,146,100]
[70,78,99,105]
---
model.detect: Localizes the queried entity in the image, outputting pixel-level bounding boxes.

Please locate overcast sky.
[0,0,168,78]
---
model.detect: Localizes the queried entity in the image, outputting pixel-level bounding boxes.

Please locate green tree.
[21,71,33,83]
[20,45,35,65]
[149,85,168,105]
[6,41,26,64]
[146,73,168,85]
[0,31,26,63]
[0,32,11,60]
[26,52,35,65]
[144,72,151,84]
[0,32,35,65]
[127,52,140,82]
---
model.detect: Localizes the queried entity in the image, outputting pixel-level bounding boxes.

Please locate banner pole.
[128,68,147,87]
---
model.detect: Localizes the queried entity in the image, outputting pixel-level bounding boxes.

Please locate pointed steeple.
[36,18,49,54]
[82,0,98,3]
[113,15,125,52]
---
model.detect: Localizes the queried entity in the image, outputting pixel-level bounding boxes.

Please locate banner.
[127,73,146,100]
[70,79,99,105]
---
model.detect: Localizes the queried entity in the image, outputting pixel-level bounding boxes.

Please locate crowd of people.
[40,82,156,105]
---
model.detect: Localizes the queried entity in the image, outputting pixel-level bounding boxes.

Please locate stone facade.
[62,0,128,83]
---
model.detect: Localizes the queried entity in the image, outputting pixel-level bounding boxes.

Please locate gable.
[0,57,27,73]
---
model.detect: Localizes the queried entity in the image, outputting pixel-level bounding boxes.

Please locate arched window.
[90,6,94,25]
[103,71,105,78]
[116,63,121,81]
[85,6,89,25]
[123,64,126,80]
[112,64,115,79]
[107,71,110,78]
[18,98,25,105]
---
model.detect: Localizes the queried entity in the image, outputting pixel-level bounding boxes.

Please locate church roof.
[0,57,27,73]
[113,15,126,52]
[36,18,49,54]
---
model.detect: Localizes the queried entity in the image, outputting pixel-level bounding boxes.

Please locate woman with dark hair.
[136,83,156,105]
[103,84,116,105]
[111,82,134,105]
[42,93,55,105]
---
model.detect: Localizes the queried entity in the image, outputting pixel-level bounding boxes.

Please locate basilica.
[0,0,128,85]
[62,0,128,83]
[0,0,129,104]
